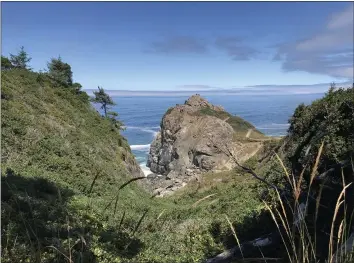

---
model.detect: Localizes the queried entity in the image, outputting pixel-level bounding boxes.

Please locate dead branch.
[210,135,280,192]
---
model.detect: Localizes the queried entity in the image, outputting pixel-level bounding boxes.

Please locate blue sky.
[2,2,353,93]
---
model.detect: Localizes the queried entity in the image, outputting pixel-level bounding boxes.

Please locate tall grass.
[264,143,354,263]
[221,142,353,263]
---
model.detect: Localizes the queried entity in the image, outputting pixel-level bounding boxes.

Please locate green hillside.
[256,86,354,189]
[250,86,354,261]
[198,106,266,140]
[1,67,264,263]
[1,68,150,262]
[2,58,353,263]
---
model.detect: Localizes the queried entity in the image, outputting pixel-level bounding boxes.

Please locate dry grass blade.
[257,245,268,263]
[329,200,344,262]
[88,170,101,195]
[225,214,244,259]
[192,194,216,208]
[275,189,291,234]
[309,141,324,187]
[275,153,295,191]
[103,176,146,213]
[118,210,126,231]
[341,170,347,213]
[132,209,149,236]
[156,209,165,220]
[124,209,149,250]
[315,181,325,223]
[295,166,306,201]
[46,245,72,263]
[328,182,352,263]
[264,202,293,263]
[113,193,120,218]
[336,220,344,263]
[119,176,146,190]
[273,205,297,261]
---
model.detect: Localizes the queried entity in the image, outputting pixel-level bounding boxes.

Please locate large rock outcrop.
[146,94,264,196]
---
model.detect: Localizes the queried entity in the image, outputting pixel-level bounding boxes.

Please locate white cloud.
[215,37,259,60]
[328,4,354,30]
[275,4,354,79]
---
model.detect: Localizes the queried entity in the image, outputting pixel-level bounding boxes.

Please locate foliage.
[91,86,116,118]
[47,56,73,86]
[107,111,124,131]
[9,46,32,69]
[1,55,14,70]
[3,53,353,262]
[253,86,354,188]
[198,106,265,139]
[285,86,354,180]
[160,107,174,127]
[1,68,264,263]
[72,82,82,92]
[264,147,354,263]
[249,86,354,262]
[1,68,139,262]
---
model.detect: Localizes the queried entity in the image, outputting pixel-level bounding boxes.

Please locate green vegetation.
[72,82,83,93]
[1,54,264,263]
[91,86,116,118]
[198,106,266,140]
[1,55,14,70]
[9,46,32,69]
[47,56,73,87]
[256,86,354,189]
[160,106,174,127]
[264,145,354,263]
[286,86,354,175]
[250,85,354,262]
[1,48,353,263]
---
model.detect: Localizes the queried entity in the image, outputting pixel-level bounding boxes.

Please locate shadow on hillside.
[206,179,354,262]
[1,168,143,263]
[208,208,286,260]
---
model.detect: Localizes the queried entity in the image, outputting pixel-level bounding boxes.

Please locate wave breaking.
[124,126,160,136]
[130,144,151,151]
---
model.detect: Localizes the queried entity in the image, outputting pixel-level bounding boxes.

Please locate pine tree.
[9,46,31,69]
[47,56,73,86]
[91,86,116,117]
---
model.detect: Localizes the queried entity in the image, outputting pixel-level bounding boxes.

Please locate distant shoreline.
[85,89,326,97]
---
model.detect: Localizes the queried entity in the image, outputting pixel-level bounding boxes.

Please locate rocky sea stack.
[146,94,267,196]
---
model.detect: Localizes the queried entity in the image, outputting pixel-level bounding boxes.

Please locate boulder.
[146,94,263,195]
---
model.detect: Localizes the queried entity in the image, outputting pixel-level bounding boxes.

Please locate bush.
[47,56,73,86]
[1,55,14,70]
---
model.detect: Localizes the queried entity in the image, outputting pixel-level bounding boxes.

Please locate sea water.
[108,94,323,175]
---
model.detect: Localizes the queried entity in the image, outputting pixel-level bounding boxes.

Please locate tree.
[72,82,83,93]
[107,111,124,130]
[47,56,73,86]
[1,56,13,70]
[328,82,336,93]
[9,46,32,69]
[91,86,116,117]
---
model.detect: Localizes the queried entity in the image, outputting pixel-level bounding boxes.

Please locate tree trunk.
[103,103,107,117]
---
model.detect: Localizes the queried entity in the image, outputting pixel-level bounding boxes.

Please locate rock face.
[146,94,263,196]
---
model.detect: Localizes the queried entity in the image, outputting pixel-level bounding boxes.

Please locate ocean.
[108,94,324,175]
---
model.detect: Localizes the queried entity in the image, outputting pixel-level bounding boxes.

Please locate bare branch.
[209,135,280,192]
